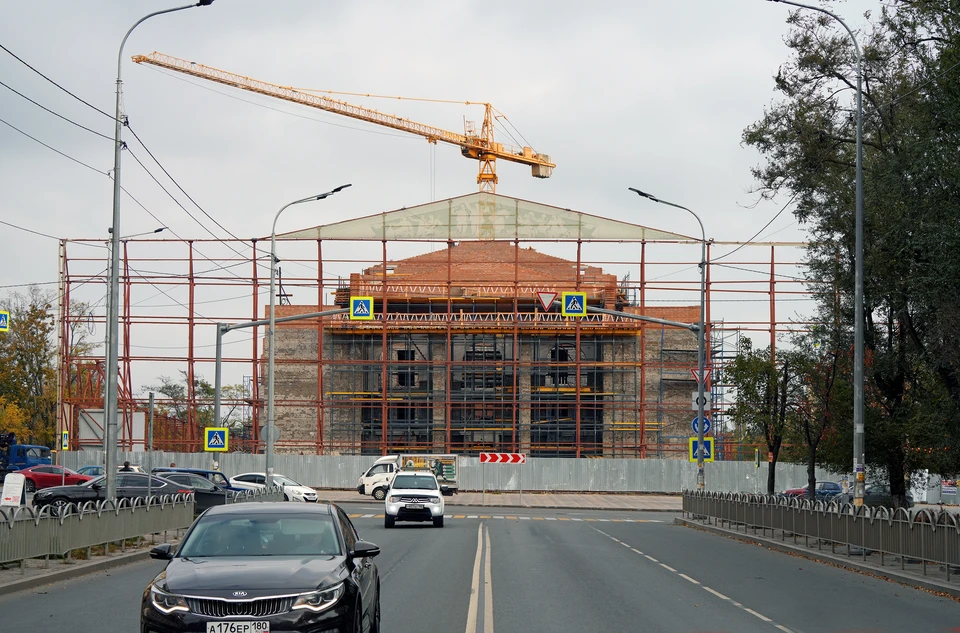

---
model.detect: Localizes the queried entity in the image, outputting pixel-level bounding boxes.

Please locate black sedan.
[141,503,381,633]
[157,471,229,515]
[32,473,192,514]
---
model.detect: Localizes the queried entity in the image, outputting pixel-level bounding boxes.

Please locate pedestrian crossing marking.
[361,514,374,518]
[506,515,517,520]
[468,515,478,519]
[479,515,490,519]
[453,515,466,519]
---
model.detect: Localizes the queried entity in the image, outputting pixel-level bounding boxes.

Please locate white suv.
[384,471,445,528]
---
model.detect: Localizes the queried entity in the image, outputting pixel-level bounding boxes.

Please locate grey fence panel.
[62,452,843,493]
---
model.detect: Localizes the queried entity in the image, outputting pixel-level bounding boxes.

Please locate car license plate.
[407,503,424,509]
[205,622,269,633]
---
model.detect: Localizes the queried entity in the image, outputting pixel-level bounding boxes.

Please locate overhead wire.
[0,115,107,176]
[0,78,113,140]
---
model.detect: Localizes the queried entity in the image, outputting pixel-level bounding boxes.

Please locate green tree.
[744,4,960,506]
[142,371,247,429]
[726,339,805,494]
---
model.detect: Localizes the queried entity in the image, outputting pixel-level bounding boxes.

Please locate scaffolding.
[56,193,813,458]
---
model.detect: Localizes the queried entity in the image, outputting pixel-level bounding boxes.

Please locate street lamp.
[104,1,214,501]
[629,187,709,489]
[266,185,352,487]
[767,0,865,505]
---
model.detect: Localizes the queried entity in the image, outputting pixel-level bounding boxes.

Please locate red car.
[19,465,92,492]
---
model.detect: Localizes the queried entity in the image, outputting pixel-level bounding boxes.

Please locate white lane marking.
[703,586,729,600]
[659,563,678,572]
[597,518,610,522]
[744,608,772,622]
[493,515,504,519]
[468,515,478,519]
[483,525,494,633]
[518,516,531,520]
[630,548,644,555]
[361,514,374,518]
[545,517,557,521]
[464,524,483,633]
[644,555,659,563]
[570,518,583,521]
[678,573,700,585]
[776,626,793,633]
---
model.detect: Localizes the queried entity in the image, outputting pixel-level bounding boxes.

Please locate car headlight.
[150,583,188,614]
[428,497,441,504]
[292,582,344,613]
[389,496,401,503]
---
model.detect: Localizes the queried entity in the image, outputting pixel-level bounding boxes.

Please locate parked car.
[384,470,445,528]
[142,502,381,633]
[18,465,91,492]
[77,465,103,477]
[781,481,843,499]
[835,483,916,508]
[31,473,192,515]
[230,472,319,502]
[154,471,229,514]
[151,467,244,493]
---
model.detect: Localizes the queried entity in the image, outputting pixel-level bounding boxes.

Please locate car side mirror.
[150,543,175,560]
[91,482,102,490]
[349,540,380,559]
[440,485,452,496]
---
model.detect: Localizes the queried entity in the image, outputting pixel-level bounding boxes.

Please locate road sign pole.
[482,460,486,506]
[147,392,154,502]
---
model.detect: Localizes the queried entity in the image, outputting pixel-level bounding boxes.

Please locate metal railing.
[0,486,284,568]
[683,490,960,580]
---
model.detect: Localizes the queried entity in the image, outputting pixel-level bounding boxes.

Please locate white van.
[357,456,401,500]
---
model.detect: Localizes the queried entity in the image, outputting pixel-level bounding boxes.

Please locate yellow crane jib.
[132,52,555,192]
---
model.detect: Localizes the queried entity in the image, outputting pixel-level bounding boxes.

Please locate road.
[0,503,956,633]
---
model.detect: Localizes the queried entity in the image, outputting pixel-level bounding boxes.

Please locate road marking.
[483,524,494,633]
[545,517,557,521]
[464,524,483,633]
[361,514,374,518]
[519,516,531,520]
[703,586,729,600]
[533,517,544,520]
[597,518,609,522]
[557,517,569,521]
[570,518,583,521]
[479,515,490,519]
[591,527,793,632]
[505,515,517,520]
[349,514,361,518]
[454,515,466,519]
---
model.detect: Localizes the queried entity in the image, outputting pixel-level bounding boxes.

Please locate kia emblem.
[232,591,248,597]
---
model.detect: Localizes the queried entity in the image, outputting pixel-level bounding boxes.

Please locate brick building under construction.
[267,192,703,458]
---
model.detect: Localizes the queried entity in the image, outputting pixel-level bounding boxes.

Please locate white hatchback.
[229,472,319,502]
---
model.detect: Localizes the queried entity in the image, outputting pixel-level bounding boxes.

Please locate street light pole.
[767,0,865,505]
[629,188,708,489]
[103,1,213,502]
[266,185,351,488]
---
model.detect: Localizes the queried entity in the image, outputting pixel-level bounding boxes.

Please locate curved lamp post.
[266,185,352,488]
[767,0,865,505]
[104,1,214,501]
[629,187,708,489]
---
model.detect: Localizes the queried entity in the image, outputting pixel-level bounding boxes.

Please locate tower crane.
[132,52,555,193]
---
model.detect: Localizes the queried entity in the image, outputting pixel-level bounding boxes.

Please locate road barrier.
[0,486,283,568]
[62,451,833,494]
[682,490,960,580]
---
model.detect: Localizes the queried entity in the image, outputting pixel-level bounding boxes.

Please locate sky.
[0,0,881,391]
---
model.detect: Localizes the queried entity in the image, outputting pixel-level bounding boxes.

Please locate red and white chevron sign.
[479,452,526,464]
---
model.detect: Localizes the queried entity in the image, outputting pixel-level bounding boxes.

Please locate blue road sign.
[350,296,374,321]
[0,310,8,332]
[205,427,229,452]
[561,292,586,317]
[691,416,711,434]
[688,437,714,462]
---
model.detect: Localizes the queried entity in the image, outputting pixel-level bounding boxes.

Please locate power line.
[0,218,63,242]
[0,115,107,175]
[712,193,798,262]
[0,42,114,120]
[0,78,113,141]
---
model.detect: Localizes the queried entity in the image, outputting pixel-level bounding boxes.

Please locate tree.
[743,4,960,507]
[726,338,805,494]
[0,396,29,439]
[142,371,247,429]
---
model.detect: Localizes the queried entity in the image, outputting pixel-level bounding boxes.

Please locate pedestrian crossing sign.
[561,292,587,317]
[689,437,714,462]
[0,310,8,332]
[350,296,374,321]
[205,427,229,452]
[61,430,69,450]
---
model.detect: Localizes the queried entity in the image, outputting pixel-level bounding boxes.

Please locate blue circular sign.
[691,416,711,434]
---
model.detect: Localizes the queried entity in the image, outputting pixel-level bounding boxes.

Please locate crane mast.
[132,52,555,192]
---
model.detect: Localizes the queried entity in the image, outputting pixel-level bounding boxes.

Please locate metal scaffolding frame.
[56,226,812,458]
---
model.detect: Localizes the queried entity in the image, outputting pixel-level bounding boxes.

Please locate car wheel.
[369,583,381,633]
[50,498,70,517]
[384,515,395,529]
[25,479,36,493]
[372,487,386,501]
[433,516,444,528]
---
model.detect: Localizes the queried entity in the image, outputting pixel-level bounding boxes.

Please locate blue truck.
[0,432,53,478]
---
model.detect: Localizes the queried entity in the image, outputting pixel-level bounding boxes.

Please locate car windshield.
[273,475,302,487]
[392,475,438,490]
[84,476,104,487]
[178,514,341,557]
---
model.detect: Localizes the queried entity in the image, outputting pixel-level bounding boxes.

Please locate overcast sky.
[0,0,880,390]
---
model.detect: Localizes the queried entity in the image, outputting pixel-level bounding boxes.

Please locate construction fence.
[62,451,833,494]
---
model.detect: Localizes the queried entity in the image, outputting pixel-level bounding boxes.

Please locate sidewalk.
[318,489,682,512]
[0,532,181,596]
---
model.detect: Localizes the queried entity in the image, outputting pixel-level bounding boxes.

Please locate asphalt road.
[0,508,957,633]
